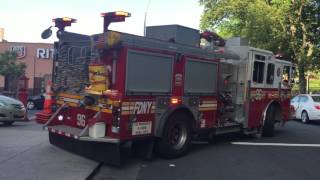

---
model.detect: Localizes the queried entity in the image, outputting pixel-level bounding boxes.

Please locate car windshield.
[311,96,320,102]
[291,96,299,103]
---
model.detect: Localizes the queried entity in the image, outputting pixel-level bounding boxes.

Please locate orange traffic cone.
[35,81,53,124]
[43,93,53,114]
[43,81,53,114]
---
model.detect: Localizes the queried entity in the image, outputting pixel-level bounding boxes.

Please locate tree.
[286,0,320,93]
[0,51,26,91]
[199,0,320,93]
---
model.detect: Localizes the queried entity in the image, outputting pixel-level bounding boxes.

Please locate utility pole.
[143,0,151,36]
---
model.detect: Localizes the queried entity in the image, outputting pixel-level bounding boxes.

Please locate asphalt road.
[94,121,320,180]
[1,112,320,180]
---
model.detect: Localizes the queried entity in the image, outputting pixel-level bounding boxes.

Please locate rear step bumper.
[49,131,124,166]
[45,125,120,143]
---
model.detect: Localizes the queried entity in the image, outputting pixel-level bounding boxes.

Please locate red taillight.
[314,105,320,110]
[290,105,295,112]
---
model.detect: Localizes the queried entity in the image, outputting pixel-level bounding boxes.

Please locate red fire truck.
[39,11,294,165]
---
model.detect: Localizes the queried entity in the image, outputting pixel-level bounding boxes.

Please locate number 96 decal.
[76,113,86,127]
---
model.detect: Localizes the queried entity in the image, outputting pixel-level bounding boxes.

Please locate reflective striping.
[65,102,78,107]
[121,105,155,111]
[58,93,82,100]
[231,142,320,147]
[86,106,100,111]
[121,102,156,115]
[61,97,80,103]
[56,98,112,113]
[199,107,216,111]
[202,100,217,104]
[122,102,136,106]
[57,99,159,115]
[55,98,78,107]
[199,100,217,111]
[121,106,131,111]
[199,104,217,108]
[121,111,130,115]
[101,109,112,113]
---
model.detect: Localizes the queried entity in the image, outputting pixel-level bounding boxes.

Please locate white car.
[291,94,320,123]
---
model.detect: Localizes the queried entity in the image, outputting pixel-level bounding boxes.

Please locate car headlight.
[0,102,6,107]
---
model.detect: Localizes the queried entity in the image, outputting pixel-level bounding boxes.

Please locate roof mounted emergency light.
[52,17,77,30]
[41,17,77,39]
[101,11,131,32]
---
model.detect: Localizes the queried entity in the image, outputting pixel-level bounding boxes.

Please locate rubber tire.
[301,111,309,124]
[3,121,14,126]
[27,100,35,110]
[262,106,276,137]
[156,112,192,158]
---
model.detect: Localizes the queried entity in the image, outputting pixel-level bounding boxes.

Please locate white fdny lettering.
[133,101,153,114]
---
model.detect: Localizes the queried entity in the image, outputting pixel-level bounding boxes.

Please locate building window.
[266,63,275,84]
[255,54,266,61]
[253,61,265,83]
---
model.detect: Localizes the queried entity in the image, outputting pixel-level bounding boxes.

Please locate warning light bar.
[52,17,77,31]
[101,11,131,32]
[101,11,131,17]
[52,17,77,23]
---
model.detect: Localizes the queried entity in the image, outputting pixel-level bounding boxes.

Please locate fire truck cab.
[220,38,293,135]
[40,12,294,165]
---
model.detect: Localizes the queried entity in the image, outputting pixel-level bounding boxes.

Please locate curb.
[29,116,36,121]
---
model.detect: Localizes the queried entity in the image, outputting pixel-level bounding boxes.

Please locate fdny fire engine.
[39,11,294,165]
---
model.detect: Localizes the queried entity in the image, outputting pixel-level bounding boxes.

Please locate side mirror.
[41,27,52,39]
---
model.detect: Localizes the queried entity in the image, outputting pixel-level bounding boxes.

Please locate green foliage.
[0,51,26,78]
[292,73,320,93]
[200,0,287,52]
[199,0,320,93]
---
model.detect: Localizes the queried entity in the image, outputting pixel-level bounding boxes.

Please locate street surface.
[94,121,320,180]
[1,111,320,180]
[0,110,98,180]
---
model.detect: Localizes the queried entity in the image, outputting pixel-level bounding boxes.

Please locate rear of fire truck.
[40,12,136,165]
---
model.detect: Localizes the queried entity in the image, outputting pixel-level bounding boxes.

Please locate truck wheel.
[156,112,192,158]
[262,106,276,137]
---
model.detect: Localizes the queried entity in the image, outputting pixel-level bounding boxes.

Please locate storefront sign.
[10,46,26,59]
[37,48,54,59]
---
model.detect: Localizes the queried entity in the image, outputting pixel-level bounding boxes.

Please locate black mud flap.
[49,132,124,166]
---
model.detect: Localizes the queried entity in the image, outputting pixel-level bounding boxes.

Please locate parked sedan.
[291,94,320,123]
[27,94,44,110]
[0,95,27,125]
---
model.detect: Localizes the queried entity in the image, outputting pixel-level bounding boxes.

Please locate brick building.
[0,42,53,95]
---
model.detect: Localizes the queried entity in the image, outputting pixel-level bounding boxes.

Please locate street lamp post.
[307,72,310,94]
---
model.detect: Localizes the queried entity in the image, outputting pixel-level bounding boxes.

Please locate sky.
[0,0,204,43]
